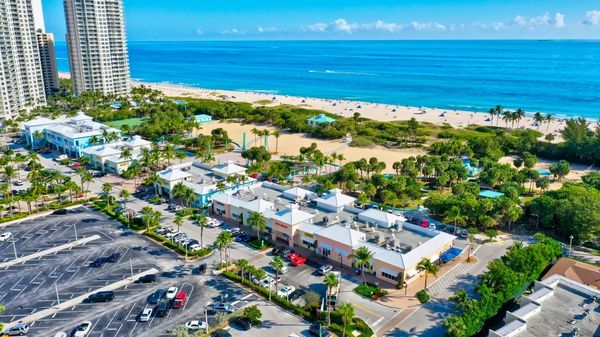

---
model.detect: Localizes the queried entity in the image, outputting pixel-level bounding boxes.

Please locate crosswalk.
[426,263,474,298]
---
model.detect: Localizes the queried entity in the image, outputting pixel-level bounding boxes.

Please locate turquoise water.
[55,40,600,118]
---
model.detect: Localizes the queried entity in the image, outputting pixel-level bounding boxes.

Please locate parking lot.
[0,206,311,337]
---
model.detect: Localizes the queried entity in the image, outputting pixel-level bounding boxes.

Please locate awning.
[335,248,350,257]
[214,203,225,211]
[319,242,333,251]
[380,267,399,276]
[302,236,316,244]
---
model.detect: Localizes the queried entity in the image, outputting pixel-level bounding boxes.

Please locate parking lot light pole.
[569,235,574,257]
[205,302,210,334]
[130,258,134,280]
[74,222,78,242]
[55,283,60,305]
[12,241,17,259]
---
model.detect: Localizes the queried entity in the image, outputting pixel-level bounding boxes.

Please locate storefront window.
[381,271,398,281]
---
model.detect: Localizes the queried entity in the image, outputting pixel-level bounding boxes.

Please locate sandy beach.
[136,80,569,138]
[194,121,426,174]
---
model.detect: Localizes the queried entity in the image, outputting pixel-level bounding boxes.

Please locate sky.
[42,0,600,41]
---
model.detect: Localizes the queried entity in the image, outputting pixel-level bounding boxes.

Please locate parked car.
[288,289,306,302]
[69,162,82,169]
[280,249,293,258]
[52,208,68,215]
[211,303,235,313]
[288,253,307,266]
[173,291,187,308]
[138,274,157,283]
[272,246,286,255]
[106,252,121,263]
[148,289,166,305]
[53,332,68,337]
[89,257,108,268]
[92,171,106,177]
[259,276,275,289]
[6,323,29,335]
[309,324,331,337]
[185,320,207,331]
[139,308,153,322]
[211,329,232,337]
[72,321,93,337]
[318,265,333,275]
[0,232,13,242]
[278,285,296,298]
[230,316,252,330]
[87,291,114,303]
[189,244,203,251]
[166,287,178,299]
[155,299,171,317]
[54,154,68,161]
[198,263,207,274]
[271,261,288,274]
[13,180,23,186]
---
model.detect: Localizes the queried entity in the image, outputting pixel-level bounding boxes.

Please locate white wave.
[308,69,380,76]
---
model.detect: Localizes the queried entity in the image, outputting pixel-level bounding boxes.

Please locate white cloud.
[195,27,203,35]
[410,21,446,31]
[221,28,246,35]
[301,22,329,32]
[512,12,566,29]
[333,18,359,33]
[583,10,600,26]
[257,26,278,33]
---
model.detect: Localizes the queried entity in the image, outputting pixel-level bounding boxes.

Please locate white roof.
[316,224,365,247]
[158,168,193,182]
[212,161,247,176]
[81,145,122,157]
[271,205,315,225]
[402,231,455,268]
[296,221,323,235]
[314,189,356,208]
[124,135,151,148]
[366,243,406,269]
[182,181,215,196]
[211,193,246,208]
[358,209,404,226]
[242,198,274,213]
[283,187,316,200]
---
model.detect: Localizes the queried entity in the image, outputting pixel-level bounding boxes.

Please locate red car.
[69,162,82,169]
[288,253,307,266]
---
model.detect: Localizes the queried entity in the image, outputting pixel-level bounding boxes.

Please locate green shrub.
[349,136,375,148]
[416,290,430,303]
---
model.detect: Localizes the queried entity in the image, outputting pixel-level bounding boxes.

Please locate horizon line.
[53,38,600,43]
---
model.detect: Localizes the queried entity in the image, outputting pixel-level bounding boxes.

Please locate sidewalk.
[375,248,478,309]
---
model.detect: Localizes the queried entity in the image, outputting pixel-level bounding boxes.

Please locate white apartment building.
[64,0,130,96]
[0,0,47,120]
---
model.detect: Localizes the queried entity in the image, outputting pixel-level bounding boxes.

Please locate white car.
[271,262,288,274]
[259,276,275,288]
[0,232,12,241]
[189,244,202,251]
[53,332,68,337]
[185,320,207,331]
[55,154,68,161]
[139,308,153,322]
[277,285,296,298]
[166,286,178,299]
[72,321,93,337]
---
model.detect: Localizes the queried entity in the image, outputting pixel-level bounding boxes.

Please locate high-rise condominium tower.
[0,0,47,120]
[64,0,130,96]
[36,30,60,96]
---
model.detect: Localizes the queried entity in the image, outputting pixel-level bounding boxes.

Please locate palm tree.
[271,256,285,295]
[533,112,544,130]
[487,107,496,125]
[89,135,101,146]
[145,171,161,196]
[175,151,187,164]
[141,206,156,230]
[120,147,133,163]
[76,167,93,197]
[195,214,208,247]
[163,144,176,165]
[324,271,340,326]
[172,181,187,205]
[350,246,373,285]
[493,105,503,126]
[416,258,439,290]
[236,259,250,284]
[65,180,79,202]
[338,302,355,337]
[119,189,130,210]
[514,108,525,128]
[215,231,233,268]
[216,181,226,193]
[251,127,260,146]
[102,183,113,206]
[182,187,198,208]
[3,165,15,187]
[443,206,467,235]
[247,211,266,242]
[545,113,554,131]
[449,289,470,313]
[272,129,281,153]
[174,215,184,234]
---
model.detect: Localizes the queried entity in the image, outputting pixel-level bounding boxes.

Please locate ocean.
[55,40,600,119]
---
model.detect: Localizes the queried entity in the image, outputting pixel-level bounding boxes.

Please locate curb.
[0,204,86,228]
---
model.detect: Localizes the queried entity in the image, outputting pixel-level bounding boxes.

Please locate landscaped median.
[90,200,212,259]
[221,262,375,337]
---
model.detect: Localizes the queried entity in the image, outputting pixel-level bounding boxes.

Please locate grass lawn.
[248,238,273,251]
[354,283,382,298]
[105,117,146,129]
